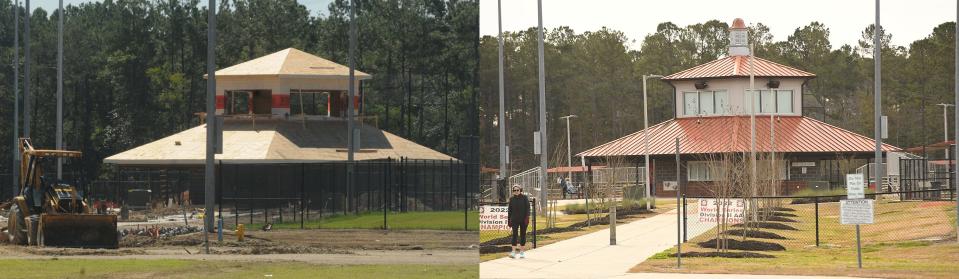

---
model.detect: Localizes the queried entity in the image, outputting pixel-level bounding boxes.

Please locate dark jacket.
[507,194,530,227]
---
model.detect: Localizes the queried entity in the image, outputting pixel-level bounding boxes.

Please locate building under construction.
[101,48,477,213]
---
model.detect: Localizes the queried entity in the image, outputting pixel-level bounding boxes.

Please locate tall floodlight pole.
[937,103,953,160]
[23,0,30,139]
[953,0,958,243]
[560,115,577,181]
[204,0,216,254]
[868,0,881,268]
[642,74,663,210]
[536,0,548,211]
[12,0,20,197]
[497,0,506,200]
[347,0,357,214]
[56,0,63,179]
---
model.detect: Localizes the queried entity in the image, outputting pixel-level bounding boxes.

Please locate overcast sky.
[480,0,957,50]
[24,0,335,17]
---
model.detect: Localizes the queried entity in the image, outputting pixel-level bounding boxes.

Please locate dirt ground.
[0,228,478,264]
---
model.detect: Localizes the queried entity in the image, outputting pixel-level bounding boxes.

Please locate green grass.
[265,211,479,230]
[0,259,478,279]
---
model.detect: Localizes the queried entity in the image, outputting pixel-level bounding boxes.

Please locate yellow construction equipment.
[4,138,117,248]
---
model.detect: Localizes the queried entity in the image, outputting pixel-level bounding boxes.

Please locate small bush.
[562,198,651,215]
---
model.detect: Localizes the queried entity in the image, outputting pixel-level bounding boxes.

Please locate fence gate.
[899,157,954,200]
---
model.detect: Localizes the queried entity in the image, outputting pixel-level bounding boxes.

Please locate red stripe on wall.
[272,95,290,108]
[215,95,225,109]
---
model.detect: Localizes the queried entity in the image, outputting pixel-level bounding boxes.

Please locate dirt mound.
[26,248,146,256]
[672,251,775,258]
[697,238,786,251]
[733,222,798,231]
[721,229,788,240]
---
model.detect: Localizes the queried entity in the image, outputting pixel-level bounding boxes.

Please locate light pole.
[497,0,507,201]
[642,74,663,210]
[203,0,217,254]
[56,0,63,179]
[12,0,19,197]
[937,103,953,160]
[536,0,548,212]
[560,115,577,182]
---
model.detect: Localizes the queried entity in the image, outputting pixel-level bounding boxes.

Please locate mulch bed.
[771,211,798,217]
[697,238,786,251]
[480,245,512,254]
[733,222,799,231]
[671,251,776,258]
[720,229,788,240]
[764,216,797,223]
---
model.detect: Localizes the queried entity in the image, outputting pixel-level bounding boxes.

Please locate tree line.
[479,20,956,173]
[0,0,479,186]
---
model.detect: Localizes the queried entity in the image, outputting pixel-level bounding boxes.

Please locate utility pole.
[24,0,30,139]
[347,0,357,213]
[937,103,953,160]
[536,0,548,211]
[643,74,663,210]
[12,0,19,197]
[204,0,216,254]
[953,0,958,244]
[497,0,507,201]
[56,0,63,179]
[869,0,881,268]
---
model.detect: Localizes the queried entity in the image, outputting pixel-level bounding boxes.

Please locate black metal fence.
[677,189,957,255]
[479,199,537,254]
[87,158,480,231]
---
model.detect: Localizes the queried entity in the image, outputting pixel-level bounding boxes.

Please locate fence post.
[384,159,389,230]
[682,194,687,242]
[301,163,305,229]
[465,161,469,231]
[815,196,820,247]
[532,198,537,248]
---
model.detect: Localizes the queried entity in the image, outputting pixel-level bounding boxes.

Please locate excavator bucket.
[39,214,118,249]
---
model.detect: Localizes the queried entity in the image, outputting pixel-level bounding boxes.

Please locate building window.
[290,90,331,116]
[684,91,728,116]
[749,90,793,114]
[687,161,712,181]
[225,91,251,115]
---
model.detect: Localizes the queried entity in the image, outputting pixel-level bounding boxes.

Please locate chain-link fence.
[480,199,537,254]
[677,188,957,256]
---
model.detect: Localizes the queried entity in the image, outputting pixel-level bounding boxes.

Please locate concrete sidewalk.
[481,209,714,279]
[613,274,873,279]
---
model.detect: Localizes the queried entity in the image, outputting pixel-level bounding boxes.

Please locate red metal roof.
[904,140,954,153]
[662,56,816,81]
[577,116,899,158]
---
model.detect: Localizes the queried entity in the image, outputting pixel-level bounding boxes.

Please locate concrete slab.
[481,209,714,279]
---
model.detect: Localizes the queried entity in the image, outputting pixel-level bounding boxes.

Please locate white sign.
[846,174,865,200]
[698,198,746,224]
[840,199,874,224]
[663,181,678,191]
[479,205,510,231]
[791,162,816,167]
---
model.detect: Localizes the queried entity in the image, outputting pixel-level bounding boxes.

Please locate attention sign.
[840,199,874,225]
[479,205,510,231]
[698,198,746,224]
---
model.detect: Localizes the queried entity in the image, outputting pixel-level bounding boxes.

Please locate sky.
[24,0,335,17]
[480,0,958,50]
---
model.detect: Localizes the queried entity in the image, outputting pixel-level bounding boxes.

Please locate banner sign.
[479,205,510,231]
[698,198,746,224]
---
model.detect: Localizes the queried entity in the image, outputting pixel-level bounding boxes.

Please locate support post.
[815,196,820,247]
[203,0,217,254]
[675,137,682,268]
